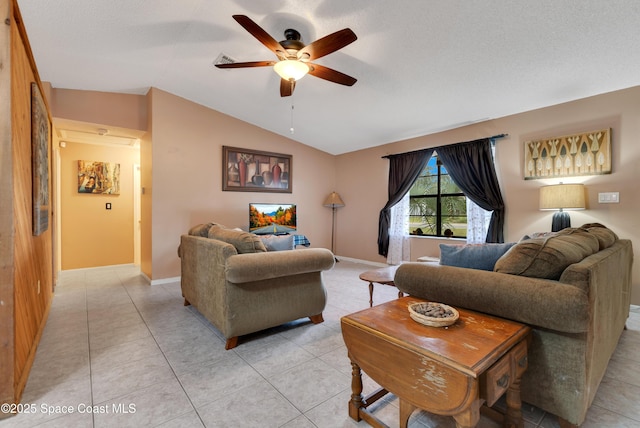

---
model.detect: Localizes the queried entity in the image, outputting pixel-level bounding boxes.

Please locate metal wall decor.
[524,128,611,180]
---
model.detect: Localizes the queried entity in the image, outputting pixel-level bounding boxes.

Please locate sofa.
[179,223,335,349]
[394,224,633,427]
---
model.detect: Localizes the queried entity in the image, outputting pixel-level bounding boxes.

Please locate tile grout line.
[119,277,207,427]
[83,273,97,428]
[230,334,319,428]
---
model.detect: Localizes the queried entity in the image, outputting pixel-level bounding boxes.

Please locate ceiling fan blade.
[280,79,295,97]
[298,28,357,61]
[308,64,357,86]
[232,15,287,59]
[215,61,275,69]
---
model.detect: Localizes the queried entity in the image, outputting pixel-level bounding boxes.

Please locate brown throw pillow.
[208,225,267,254]
[494,228,599,280]
[580,223,618,250]
[188,222,223,237]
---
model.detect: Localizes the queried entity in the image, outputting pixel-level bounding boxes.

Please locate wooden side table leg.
[368,282,374,307]
[399,399,416,428]
[453,399,482,428]
[349,360,364,421]
[504,377,524,428]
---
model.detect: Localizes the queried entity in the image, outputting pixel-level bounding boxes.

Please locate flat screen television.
[249,203,297,235]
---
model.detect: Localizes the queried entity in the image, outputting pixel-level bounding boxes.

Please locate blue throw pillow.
[439,242,516,271]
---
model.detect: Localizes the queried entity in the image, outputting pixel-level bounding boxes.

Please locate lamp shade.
[323,192,345,208]
[273,60,310,81]
[539,183,586,210]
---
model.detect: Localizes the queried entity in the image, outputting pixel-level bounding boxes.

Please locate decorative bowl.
[408,301,459,327]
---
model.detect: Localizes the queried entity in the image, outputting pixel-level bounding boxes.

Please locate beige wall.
[147,88,337,280]
[58,141,139,269]
[140,94,153,278]
[48,83,639,303]
[49,87,338,280]
[336,86,640,304]
[52,88,147,132]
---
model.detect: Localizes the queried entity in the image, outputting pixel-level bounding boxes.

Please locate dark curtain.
[436,138,505,243]
[377,148,434,257]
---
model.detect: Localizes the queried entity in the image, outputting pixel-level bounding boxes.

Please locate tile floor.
[1,260,639,428]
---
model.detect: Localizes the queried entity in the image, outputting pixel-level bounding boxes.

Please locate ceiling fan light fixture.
[223,16,357,96]
[274,60,309,81]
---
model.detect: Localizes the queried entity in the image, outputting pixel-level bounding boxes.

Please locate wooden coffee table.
[341,297,531,428]
[359,265,402,307]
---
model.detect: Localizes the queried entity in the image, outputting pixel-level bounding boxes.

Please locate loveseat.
[394,224,633,427]
[179,223,335,349]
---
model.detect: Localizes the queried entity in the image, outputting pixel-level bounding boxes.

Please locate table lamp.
[539,183,586,232]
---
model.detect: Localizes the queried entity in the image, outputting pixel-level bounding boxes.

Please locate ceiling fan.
[216,15,357,97]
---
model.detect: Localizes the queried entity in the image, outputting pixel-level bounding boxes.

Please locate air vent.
[214,53,236,66]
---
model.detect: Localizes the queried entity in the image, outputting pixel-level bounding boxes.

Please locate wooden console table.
[341,297,531,428]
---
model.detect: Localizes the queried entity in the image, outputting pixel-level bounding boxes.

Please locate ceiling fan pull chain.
[290,86,295,134]
[290,103,295,134]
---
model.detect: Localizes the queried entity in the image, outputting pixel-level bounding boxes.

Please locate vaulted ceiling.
[17,0,640,155]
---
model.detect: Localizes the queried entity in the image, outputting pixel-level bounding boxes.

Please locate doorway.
[53,120,143,271]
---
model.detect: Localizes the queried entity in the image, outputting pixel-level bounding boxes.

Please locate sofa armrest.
[179,235,237,311]
[225,248,335,283]
[394,263,589,333]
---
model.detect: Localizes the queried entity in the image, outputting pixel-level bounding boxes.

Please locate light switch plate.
[598,192,619,203]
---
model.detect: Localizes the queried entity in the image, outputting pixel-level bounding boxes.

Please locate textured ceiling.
[17,0,640,155]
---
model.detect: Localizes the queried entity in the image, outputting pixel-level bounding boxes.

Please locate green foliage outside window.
[408,155,467,238]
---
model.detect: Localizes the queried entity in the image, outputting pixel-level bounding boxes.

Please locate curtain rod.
[489,133,508,140]
[381,134,509,159]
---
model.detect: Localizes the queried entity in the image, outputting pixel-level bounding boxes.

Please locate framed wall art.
[77,160,121,194]
[523,128,611,180]
[31,82,50,236]
[223,146,292,193]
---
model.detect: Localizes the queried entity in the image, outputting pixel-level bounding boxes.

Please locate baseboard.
[150,276,181,286]
[138,270,180,286]
[58,263,180,285]
[58,263,137,275]
[58,264,180,287]
[140,271,151,284]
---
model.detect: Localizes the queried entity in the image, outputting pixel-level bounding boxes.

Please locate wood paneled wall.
[1,0,54,411]
[1,0,15,411]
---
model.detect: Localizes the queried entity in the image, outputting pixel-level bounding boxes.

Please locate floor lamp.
[323,191,345,261]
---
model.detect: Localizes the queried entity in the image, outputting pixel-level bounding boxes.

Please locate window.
[408,154,467,238]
